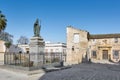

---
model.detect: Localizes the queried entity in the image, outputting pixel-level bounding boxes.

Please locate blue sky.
[0,0,120,43]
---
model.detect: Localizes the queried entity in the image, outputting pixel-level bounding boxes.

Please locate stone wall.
[0,40,5,53]
[66,26,88,65]
[89,38,120,62]
[0,40,5,62]
[0,53,4,62]
[66,26,120,64]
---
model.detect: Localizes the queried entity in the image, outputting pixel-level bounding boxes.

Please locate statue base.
[29,36,45,66]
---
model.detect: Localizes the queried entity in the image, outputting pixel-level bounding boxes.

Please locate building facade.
[66,26,120,65]
[45,42,66,53]
[16,42,66,54]
[0,40,5,62]
[89,34,120,63]
[45,42,66,62]
[0,40,5,53]
[17,44,29,53]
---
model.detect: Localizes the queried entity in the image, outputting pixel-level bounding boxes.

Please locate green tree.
[0,11,13,53]
[0,11,7,32]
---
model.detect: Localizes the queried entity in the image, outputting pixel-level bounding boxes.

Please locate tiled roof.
[89,34,120,39]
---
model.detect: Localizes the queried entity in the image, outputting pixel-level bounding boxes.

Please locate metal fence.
[4,52,66,70]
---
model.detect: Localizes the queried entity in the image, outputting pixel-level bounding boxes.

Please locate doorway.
[102,50,108,60]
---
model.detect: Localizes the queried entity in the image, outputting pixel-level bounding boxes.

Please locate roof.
[89,33,120,39]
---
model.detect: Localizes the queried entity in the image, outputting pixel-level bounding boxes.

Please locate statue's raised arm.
[34,19,41,37]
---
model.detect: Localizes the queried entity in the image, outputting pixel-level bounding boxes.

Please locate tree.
[0,11,13,53]
[0,32,13,43]
[0,32,13,53]
[0,11,7,32]
[17,36,29,44]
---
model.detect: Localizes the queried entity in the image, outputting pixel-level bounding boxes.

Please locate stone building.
[0,40,5,62]
[89,34,120,63]
[66,26,120,65]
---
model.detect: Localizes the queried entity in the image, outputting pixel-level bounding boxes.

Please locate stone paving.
[39,63,120,80]
[0,68,45,80]
[0,63,120,80]
[0,68,28,80]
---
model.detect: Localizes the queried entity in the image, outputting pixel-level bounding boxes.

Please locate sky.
[0,0,120,44]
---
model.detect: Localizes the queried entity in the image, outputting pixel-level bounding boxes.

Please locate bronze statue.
[34,19,41,37]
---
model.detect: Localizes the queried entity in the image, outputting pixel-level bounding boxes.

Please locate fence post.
[50,53,52,63]
[20,53,21,65]
[10,53,11,65]
[4,53,6,64]
[43,52,45,64]
[29,53,30,68]
[6,52,8,64]
[14,53,16,65]
[61,52,63,61]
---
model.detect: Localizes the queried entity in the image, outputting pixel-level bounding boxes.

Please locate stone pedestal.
[29,37,45,66]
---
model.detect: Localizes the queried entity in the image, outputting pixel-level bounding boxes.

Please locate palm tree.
[0,11,7,32]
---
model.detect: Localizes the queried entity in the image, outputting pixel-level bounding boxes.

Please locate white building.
[17,42,67,62]
[16,42,66,54]
[45,42,66,53]
[17,44,29,53]
[44,42,67,62]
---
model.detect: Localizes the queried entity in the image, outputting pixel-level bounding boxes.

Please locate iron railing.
[4,52,66,70]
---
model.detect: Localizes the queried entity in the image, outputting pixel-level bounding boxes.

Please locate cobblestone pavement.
[39,63,120,80]
[0,63,120,80]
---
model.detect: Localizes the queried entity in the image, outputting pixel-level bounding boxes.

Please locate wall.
[66,26,88,65]
[0,40,5,53]
[89,38,120,62]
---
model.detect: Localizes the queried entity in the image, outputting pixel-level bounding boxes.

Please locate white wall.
[45,43,66,53]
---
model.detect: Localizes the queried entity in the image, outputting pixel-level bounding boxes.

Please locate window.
[73,33,79,43]
[92,51,97,58]
[51,49,53,52]
[45,49,48,52]
[72,46,74,51]
[113,50,119,59]
[63,49,66,53]
[26,51,29,54]
[45,49,48,56]
[55,49,59,52]
[93,39,96,42]
[103,40,107,44]
[92,39,97,44]
[114,38,118,43]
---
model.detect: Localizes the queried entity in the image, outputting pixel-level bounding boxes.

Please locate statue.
[34,19,41,37]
